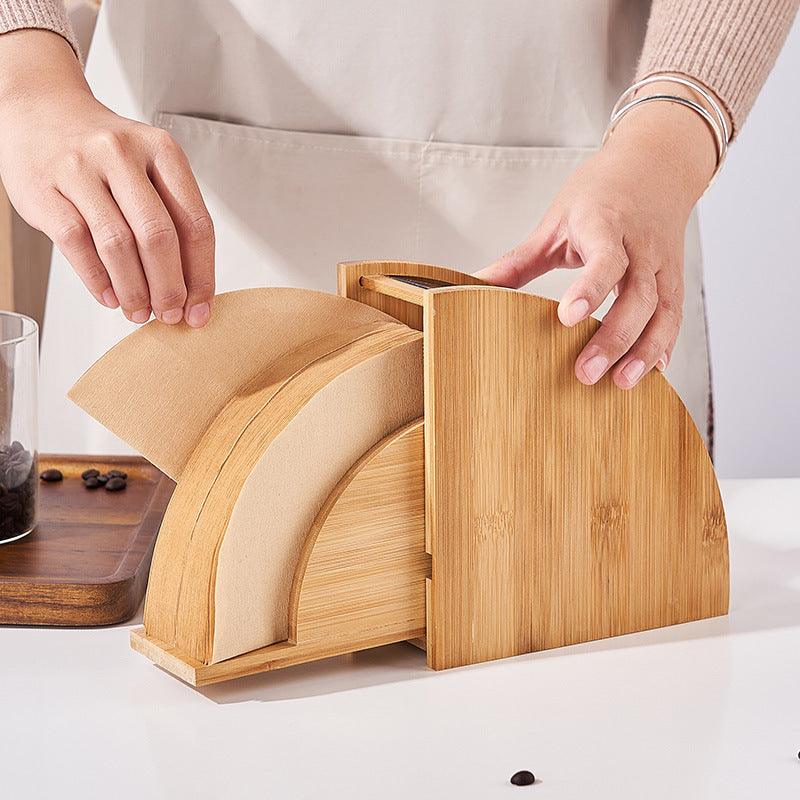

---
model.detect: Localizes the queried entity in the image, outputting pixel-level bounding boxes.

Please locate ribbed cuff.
[636,0,799,137]
[0,0,81,62]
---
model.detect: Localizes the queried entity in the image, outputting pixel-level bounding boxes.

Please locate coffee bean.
[0,493,19,511]
[107,470,128,480]
[84,477,101,489]
[81,468,100,480]
[96,474,109,485]
[105,477,126,492]
[0,443,36,542]
[510,771,536,787]
[39,468,63,483]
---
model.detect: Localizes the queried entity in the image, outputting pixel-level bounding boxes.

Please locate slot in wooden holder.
[71,263,728,685]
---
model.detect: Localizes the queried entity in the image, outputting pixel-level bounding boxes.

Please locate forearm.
[0,28,87,109]
[0,0,79,60]
[638,0,799,137]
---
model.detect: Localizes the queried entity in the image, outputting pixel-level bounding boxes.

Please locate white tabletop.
[2,478,799,800]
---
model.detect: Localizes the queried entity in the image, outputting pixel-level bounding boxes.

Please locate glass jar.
[0,312,38,544]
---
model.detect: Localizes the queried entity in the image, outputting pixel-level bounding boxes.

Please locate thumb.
[474,220,561,288]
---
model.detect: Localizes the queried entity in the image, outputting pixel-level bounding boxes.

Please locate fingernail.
[620,358,646,387]
[186,302,210,328]
[101,288,119,309]
[130,307,151,324]
[582,354,609,384]
[560,298,590,326]
[656,353,669,372]
[161,308,184,325]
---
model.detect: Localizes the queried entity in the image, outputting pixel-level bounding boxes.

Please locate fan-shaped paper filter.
[68,288,406,480]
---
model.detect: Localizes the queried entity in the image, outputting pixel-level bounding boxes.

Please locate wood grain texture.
[0,455,173,626]
[358,275,427,307]
[130,419,428,686]
[338,261,486,329]
[423,286,728,670]
[130,626,423,687]
[291,419,428,645]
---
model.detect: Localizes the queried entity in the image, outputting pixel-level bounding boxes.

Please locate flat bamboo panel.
[423,286,728,670]
[130,626,422,687]
[338,260,486,329]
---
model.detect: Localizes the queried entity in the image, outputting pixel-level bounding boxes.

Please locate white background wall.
[700,16,799,478]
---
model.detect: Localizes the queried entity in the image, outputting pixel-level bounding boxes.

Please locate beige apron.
[40,0,712,452]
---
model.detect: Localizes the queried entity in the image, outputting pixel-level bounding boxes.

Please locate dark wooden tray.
[0,455,174,626]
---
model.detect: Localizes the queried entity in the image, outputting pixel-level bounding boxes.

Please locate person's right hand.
[0,30,215,327]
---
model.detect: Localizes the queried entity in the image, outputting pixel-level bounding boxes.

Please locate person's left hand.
[476,95,720,389]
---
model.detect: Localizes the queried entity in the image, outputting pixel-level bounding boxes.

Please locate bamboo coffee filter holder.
[69,262,729,686]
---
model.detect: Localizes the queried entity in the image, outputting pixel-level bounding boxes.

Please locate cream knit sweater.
[0,0,797,136]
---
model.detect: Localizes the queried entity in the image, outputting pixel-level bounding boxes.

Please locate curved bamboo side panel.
[130,418,428,686]
[290,419,428,646]
[423,285,729,670]
[143,326,423,664]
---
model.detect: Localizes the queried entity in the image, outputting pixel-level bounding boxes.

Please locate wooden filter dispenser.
[70,262,729,686]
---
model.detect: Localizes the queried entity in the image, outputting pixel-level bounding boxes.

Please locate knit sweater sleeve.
[637,0,799,137]
[0,0,80,61]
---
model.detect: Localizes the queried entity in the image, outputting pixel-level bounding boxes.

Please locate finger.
[557,217,628,327]
[656,332,679,373]
[474,218,561,288]
[106,162,186,324]
[36,189,118,309]
[149,131,215,328]
[574,267,658,385]
[60,174,151,323]
[611,271,684,389]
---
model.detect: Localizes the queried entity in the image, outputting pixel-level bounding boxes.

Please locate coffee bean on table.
[96,474,109,485]
[81,468,100,480]
[84,476,101,489]
[510,770,536,786]
[39,468,63,483]
[107,470,127,480]
[105,477,126,492]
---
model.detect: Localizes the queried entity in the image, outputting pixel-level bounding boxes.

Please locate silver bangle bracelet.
[611,73,730,147]
[603,94,726,181]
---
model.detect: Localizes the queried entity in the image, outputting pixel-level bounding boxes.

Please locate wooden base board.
[130,626,426,687]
